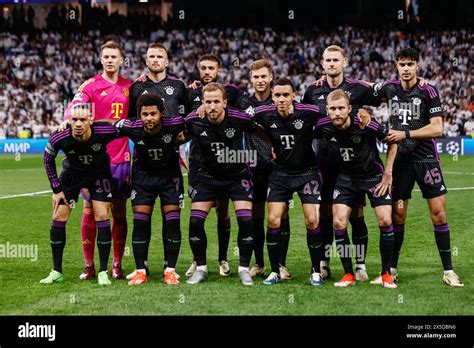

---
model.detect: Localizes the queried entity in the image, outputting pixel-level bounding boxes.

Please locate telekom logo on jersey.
[388,99,421,125]
[280,135,295,149]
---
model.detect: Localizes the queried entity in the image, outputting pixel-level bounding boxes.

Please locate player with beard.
[185,54,244,278]
[303,45,377,281]
[126,43,188,280]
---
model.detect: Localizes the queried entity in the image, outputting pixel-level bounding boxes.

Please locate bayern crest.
[91,143,102,151]
[165,86,175,95]
[294,120,303,129]
[413,97,421,106]
[351,135,361,143]
[162,134,172,143]
[225,128,235,138]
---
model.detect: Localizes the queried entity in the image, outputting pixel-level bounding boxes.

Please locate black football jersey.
[44,122,119,193]
[236,92,273,173]
[128,75,188,119]
[372,79,443,162]
[184,107,254,178]
[303,78,380,164]
[253,102,324,174]
[115,117,184,174]
[314,117,389,179]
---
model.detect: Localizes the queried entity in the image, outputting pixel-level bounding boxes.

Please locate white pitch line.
[413,187,474,192]
[0,190,51,199]
[444,171,474,175]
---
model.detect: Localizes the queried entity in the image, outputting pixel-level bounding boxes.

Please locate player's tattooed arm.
[374,142,397,197]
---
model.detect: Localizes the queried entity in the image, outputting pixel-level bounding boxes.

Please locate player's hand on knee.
[357,108,371,129]
[374,172,393,197]
[52,192,68,213]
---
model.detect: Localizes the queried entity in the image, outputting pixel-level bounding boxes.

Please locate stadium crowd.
[0,5,472,139]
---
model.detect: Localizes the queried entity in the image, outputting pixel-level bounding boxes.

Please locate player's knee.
[267,213,281,228]
[392,208,406,224]
[52,212,67,222]
[304,215,318,229]
[333,217,347,231]
[431,209,446,225]
[94,213,109,222]
[377,215,392,227]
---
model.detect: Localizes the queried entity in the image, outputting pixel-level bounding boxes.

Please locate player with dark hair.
[303,45,375,281]
[253,78,325,286]
[185,54,245,278]
[183,82,263,286]
[370,47,463,287]
[41,105,120,285]
[314,90,398,288]
[126,43,188,280]
[63,40,131,281]
[236,59,293,279]
[116,94,184,286]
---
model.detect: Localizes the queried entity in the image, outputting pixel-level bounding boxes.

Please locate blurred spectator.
[464,116,474,138]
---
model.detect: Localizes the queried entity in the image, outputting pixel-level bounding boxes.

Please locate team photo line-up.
[40,40,463,288]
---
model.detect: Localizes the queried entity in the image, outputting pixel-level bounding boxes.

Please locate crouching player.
[116,94,184,285]
[41,105,120,285]
[314,90,398,288]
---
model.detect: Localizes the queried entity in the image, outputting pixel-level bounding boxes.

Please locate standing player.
[303,45,377,281]
[253,78,325,286]
[63,41,131,280]
[183,83,258,286]
[41,105,119,285]
[126,43,188,279]
[185,54,244,277]
[116,94,184,286]
[314,90,398,288]
[236,59,292,279]
[370,48,463,287]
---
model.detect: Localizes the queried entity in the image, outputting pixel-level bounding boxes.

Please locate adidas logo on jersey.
[200,131,208,136]
[318,95,325,100]
[137,140,145,145]
[100,91,107,96]
[141,90,149,95]
[194,96,200,102]
[270,123,277,128]
[392,95,398,101]
[333,189,340,199]
[68,150,75,154]
[441,185,446,191]
[107,193,112,198]
[330,137,337,142]
[385,194,391,199]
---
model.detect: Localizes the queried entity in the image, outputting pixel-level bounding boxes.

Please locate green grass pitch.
[0,154,473,315]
